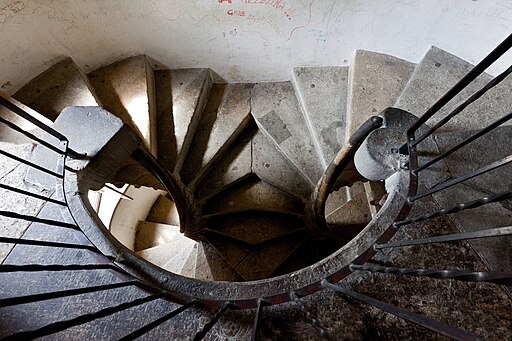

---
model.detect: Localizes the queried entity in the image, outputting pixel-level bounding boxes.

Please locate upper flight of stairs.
[1,43,511,340]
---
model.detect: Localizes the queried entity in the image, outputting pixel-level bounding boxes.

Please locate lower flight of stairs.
[0,43,511,340]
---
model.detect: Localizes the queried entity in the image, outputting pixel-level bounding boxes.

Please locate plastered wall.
[0,0,511,92]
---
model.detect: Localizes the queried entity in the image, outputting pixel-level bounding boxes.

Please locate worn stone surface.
[154,69,178,172]
[252,126,313,201]
[347,50,415,136]
[169,68,212,173]
[145,194,180,226]
[0,143,49,263]
[292,66,349,168]
[13,58,99,122]
[89,55,157,154]
[203,177,304,216]
[25,106,124,190]
[394,46,508,132]
[431,126,512,277]
[325,187,348,217]
[196,122,255,201]
[252,82,323,186]
[181,83,252,186]
[163,242,196,274]
[206,211,305,246]
[134,221,181,252]
[136,237,195,268]
[326,190,370,226]
[194,241,243,282]
[179,243,198,278]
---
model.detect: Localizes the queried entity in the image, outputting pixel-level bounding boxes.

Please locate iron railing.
[0,33,511,340]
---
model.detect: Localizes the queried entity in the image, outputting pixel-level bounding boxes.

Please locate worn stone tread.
[292,66,349,168]
[252,82,323,186]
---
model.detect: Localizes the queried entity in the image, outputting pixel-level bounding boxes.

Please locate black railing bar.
[0,281,137,307]
[290,292,333,340]
[0,149,63,178]
[0,264,123,273]
[0,183,66,205]
[397,190,512,227]
[1,293,165,341]
[0,237,101,253]
[193,303,232,341]
[376,226,512,249]
[350,264,512,285]
[118,301,197,341]
[412,64,512,147]
[0,116,65,155]
[250,298,268,341]
[409,154,512,202]
[407,32,512,137]
[321,280,484,341]
[0,211,79,230]
[0,95,66,141]
[103,184,134,200]
[414,111,512,173]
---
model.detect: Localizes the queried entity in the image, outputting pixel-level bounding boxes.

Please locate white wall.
[0,0,511,92]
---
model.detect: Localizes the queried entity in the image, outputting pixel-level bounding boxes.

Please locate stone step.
[181,83,252,187]
[194,241,243,281]
[292,66,349,168]
[88,55,158,155]
[135,237,195,267]
[326,188,371,226]
[154,69,212,173]
[13,58,100,122]
[134,221,181,252]
[251,129,313,201]
[208,230,308,281]
[162,242,196,274]
[145,194,180,226]
[205,211,306,246]
[202,176,304,217]
[195,122,256,201]
[179,243,198,278]
[252,82,323,187]
[395,46,511,132]
[347,50,415,136]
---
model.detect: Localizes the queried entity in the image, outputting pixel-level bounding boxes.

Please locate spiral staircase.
[0,33,511,340]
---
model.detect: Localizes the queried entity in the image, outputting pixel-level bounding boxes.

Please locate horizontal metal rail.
[0,264,123,273]
[321,280,484,341]
[412,64,512,147]
[0,116,65,155]
[0,211,79,230]
[414,111,512,173]
[350,264,512,285]
[119,301,197,341]
[0,281,137,307]
[0,237,100,252]
[397,190,512,227]
[2,293,165,341]
[0,149,62,178]
[409,154,512,202]
[376,226,512,249]
[0,183,66,206]
[406,32,512,138]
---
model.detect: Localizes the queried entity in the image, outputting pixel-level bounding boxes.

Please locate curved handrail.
[305,116,383,237]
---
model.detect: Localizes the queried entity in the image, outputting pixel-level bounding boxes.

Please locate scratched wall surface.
[0,0,511,92]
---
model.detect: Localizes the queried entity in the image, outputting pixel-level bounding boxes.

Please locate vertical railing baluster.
[193,304,232,341]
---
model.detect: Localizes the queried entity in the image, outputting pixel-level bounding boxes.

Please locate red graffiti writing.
[227,9,246,16]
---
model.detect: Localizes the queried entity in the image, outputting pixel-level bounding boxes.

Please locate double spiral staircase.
[0,33,511,340]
